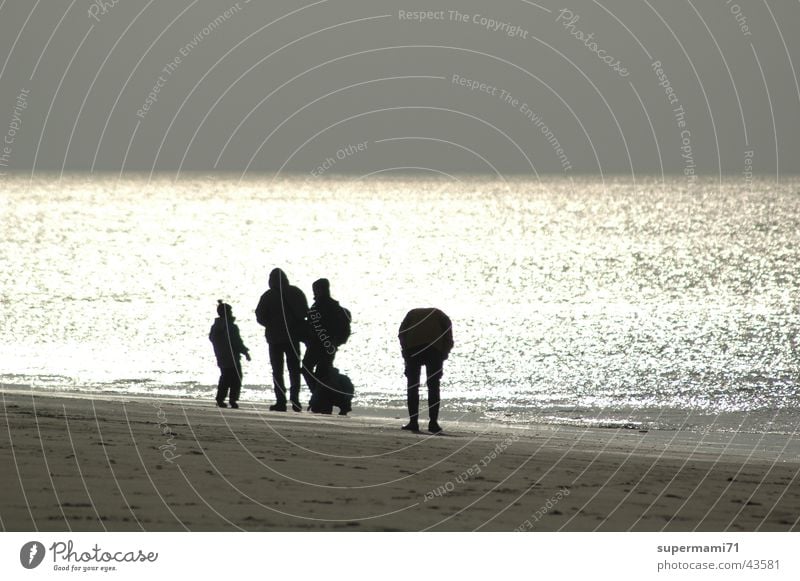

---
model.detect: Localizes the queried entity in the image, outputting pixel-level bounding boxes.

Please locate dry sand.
[1,390,798,531]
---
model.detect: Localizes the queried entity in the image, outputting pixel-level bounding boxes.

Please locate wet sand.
[1,390,798,531]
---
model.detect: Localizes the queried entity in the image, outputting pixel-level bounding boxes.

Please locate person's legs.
[403,354,423,429]
[216,370,229,406]
[424,350,444,431]
[314,351,335,414]
[303,344,335,413]
[268,342,287,409]
[301,344,321,408]
[229,361,242,407]
[285,341,302,411]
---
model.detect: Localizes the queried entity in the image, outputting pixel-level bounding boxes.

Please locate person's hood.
[312,277,331,300]
[269,267,290,290]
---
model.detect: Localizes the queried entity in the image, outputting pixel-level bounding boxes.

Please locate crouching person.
[330,368,354,415]
[308,367,354,416]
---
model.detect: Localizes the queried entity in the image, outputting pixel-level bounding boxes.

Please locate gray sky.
[0,0,798,176]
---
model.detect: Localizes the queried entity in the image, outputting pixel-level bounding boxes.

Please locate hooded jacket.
[398,308,454,359]
[255,268,309,344]
[209,317,249,369]
[306,278,350,349]
[307,296,347,349]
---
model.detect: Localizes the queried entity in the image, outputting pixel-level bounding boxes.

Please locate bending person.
[398,307,453,433]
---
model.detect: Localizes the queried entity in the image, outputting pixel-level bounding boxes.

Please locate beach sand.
[1,390,798,532]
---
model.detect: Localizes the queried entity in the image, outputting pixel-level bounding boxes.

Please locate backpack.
[333,306,352,346]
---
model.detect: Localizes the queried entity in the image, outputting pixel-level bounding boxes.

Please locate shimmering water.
[1,174,798,432]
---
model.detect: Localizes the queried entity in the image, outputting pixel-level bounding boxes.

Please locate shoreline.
[2,384,798,437]
[1,389,799,531]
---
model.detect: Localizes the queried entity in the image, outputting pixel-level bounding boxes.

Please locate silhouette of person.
[255,268,308,412]
[302,278,350,414]
[209,300,251,408]
[398,307,453,433]
[329,367,354,416]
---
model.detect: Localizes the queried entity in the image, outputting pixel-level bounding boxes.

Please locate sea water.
[1,174,798,433]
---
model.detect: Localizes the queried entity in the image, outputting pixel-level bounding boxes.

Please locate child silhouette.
[209,300,251,408]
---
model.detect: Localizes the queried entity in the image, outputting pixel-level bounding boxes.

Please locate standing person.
[302,278,351,414]
[398,307,453,433]
[209,300,251,409]
[255,268,308,412]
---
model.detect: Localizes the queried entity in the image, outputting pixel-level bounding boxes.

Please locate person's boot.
[272,381,287,411]
[289,383,302,412]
